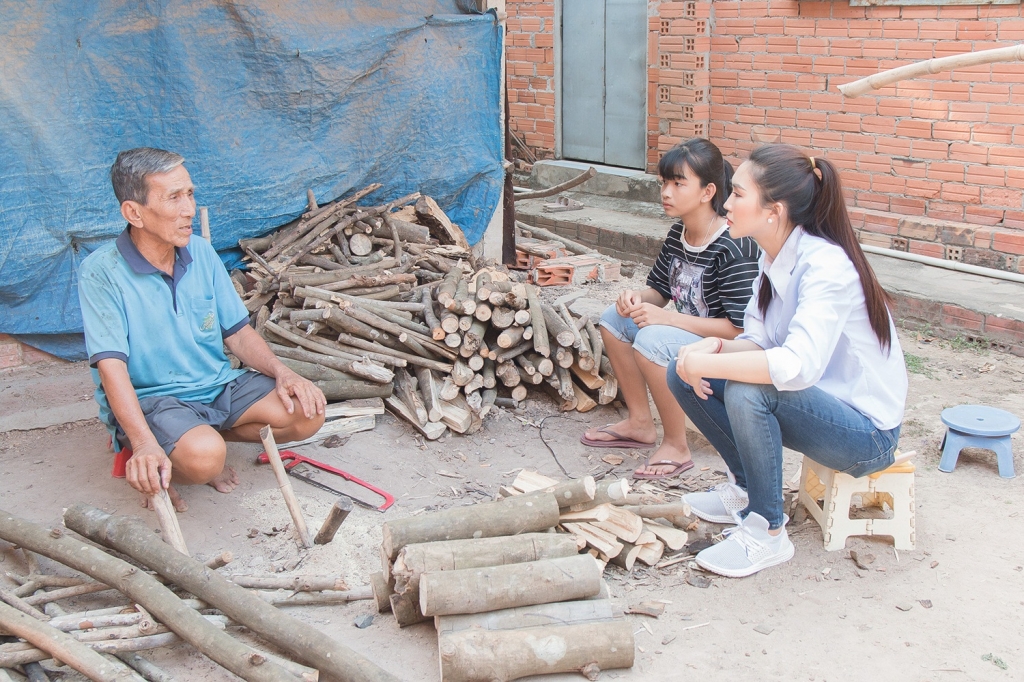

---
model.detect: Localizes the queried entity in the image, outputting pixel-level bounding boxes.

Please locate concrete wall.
[506,0,1024,271]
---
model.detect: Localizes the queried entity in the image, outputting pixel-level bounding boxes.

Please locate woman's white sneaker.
[694,512,795,578]
[683,482,749,524]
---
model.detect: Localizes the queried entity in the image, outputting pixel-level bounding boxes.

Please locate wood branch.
[381,493,560,561]
[510,385,529,403]
[495,361,521,388]
[22,582,114,606]
[513,167,597,199]
[440,311,461,335]
[439,376,460,402]
[114,652,178,682]
[256,588,371,606]
[419,554,602,617]
[369,572,393,614]
[386,396,447,440]
[438,620,634,682]
[286,259,397,289]
[314,497,353,546]
[515,221,598,256]
[437,598,621,635]
[541,303,576,347]
[314,379,394,401]
[474,272,493,301]
[0,587,47,620]
[149,489,188,556]
[334,332,452,373]
[554,365,574,402]
[1,510,301,682]
[259,427,313,549]
[0,601,143,681]
[423,292,444,341]
[473,302,492,322]
[481,360,496,389]
[586,319,603,372]
[513,309,532,326]
[555,346,575,369]
[436,266,462,309]
[839,44,1024,97]
[622,503,692,520]
[451,360,474,387]
[504,288,528,311]
[479,389,497,418]
[227,575,349,591]
[467,354,484,372]
[372,216,429,244]
[598,356,618,405]
[268,342,394,384]
[525,284,550,358]
[572,379,597,413]
[536,477,596,509]
[497,326,525,349]
[62,505,400,682]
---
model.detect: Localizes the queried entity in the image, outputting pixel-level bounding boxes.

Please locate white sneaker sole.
[696,541,796,578]
[689,507,740,525]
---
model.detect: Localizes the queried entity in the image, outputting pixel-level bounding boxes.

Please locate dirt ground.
[2,277,1023,681]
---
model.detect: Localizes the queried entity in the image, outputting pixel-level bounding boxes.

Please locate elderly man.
[79,147,325,511]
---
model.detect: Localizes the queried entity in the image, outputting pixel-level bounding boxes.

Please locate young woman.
[669,144,908,577]
[580,138,759,480]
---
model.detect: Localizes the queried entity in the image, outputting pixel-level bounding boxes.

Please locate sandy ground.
[2,276,1023,681]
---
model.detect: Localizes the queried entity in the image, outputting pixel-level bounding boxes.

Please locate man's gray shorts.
[116,371,276,455]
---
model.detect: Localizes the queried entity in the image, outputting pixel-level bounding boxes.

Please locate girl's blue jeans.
[667,359,900,530]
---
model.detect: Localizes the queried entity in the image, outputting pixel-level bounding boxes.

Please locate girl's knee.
[723,381,776,412]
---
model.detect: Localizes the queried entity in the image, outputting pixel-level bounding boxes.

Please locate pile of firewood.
[369,471,692,682]
[0,506,396,682]
[235,186,619,442]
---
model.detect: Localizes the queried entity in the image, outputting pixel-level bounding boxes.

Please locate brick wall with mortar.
[507,0,1024,271]
[0,334,63,371]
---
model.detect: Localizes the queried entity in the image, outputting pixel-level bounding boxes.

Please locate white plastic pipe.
[861,243,1024,285]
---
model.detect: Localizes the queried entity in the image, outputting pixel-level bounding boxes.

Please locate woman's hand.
[675,337,723,399]
[615,289,644,317]
[629,303,677,328]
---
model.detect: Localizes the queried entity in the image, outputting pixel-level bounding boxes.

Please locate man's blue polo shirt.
[78,228,249,431]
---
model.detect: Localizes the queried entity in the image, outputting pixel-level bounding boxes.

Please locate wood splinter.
[259,425,313,549]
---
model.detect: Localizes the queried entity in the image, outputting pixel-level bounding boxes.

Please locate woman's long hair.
[658,138,734,217]
[747,144,892,350]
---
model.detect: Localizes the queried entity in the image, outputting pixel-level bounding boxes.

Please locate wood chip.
[602,454,624,466]
[753,623,774,635]
[895,603,914,612]
[850,550,875,571]
[686,573,712,589]
[436,470,463,479]
[626,601,665,618]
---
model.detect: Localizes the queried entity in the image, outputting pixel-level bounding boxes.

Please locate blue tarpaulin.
[0,1,503,360]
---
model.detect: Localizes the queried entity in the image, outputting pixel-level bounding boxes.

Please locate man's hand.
[125,442,172,495]
[615,289,644,317]
[629,303,679,328]
[275,367,327,419]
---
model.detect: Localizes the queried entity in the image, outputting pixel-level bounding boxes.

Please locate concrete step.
[516,198,1024,356]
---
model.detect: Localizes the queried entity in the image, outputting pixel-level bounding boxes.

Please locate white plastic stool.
[798,453,916,551]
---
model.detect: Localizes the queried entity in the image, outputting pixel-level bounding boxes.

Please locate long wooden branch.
[63,504,401,682]
[0,509,300,682]
[839,44,1024,97]
[513,166,596,200]
[0,601,143,681]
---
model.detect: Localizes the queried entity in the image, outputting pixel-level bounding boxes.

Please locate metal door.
[562,0,647,169]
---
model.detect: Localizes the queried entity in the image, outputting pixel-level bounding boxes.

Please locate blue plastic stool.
[939,405,1019,479]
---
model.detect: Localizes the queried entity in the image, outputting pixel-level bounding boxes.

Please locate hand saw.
[256,450,395,512]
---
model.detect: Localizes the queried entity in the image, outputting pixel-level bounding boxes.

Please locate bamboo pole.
[839,44,1024,97]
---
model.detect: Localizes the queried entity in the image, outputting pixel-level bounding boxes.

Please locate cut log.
[437,598,621,635]
[393,369,428,426]
[439,377,461,402]
[419,554,602,617]
[473,302,492,322]
[259,427,313,548]
[439,396,474,434]
[314,496,353,545]
[451,360,474,387]
[555,346,575,369]
[392,534,578,605]
[510,385,529,403]
[436,266,462,308]
[372,216,429,244]
[62,506,400,682]
[386,396,447,440]
[495,341,532,364]
[314,379,393,401]
[348,233,373,256]
[0,510,303,682]
[444,332,462,348]
[497,326,525,349]
[381,493,560,561]
[572,380,597,413]
[623,503,692,520]
[423,292,445,341]
[389,591,430,628]
[554,365,574,402]
[415,367,443,423]
[516,366,543,386]
[440,311,461,335]
[467,354,484,372]
[609,541,643,571]
[559,505,611,524]
[474,271,493,301]
[571,361,605,389]
[415,196,469,250]
[370,572,393,614]
[495,361,521,388]
[490,306,516,330]
[479,389,497,418]
[438,620,634,682]
[635,540,665,566]
[481,361,496,389]
[457,315,473,332]
[528,353,554,377]
[641,521,688,551]
[525,284,549,358]
[561,523,624,559]
[512,309,532,327]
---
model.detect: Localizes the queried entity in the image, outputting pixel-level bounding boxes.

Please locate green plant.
[946,333,989,353]
[904,352,931,377]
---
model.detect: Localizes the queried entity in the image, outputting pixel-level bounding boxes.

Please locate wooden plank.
[562,522,623,559]
[559,504,611,524]
[642,521,689,551]
[323,398,385,419]
[511,470,559,493]
[280,414,375,448]
[385,396,446,440]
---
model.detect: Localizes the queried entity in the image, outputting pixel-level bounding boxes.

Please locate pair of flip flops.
[579,425,695,480]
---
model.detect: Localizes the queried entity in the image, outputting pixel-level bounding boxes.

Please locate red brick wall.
[507,0,1024,269]
[0,334,62,371]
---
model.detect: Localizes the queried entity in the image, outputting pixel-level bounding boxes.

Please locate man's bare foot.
[208,466,240,494]
[140,484,189,513]
[634,442,694,478]
[582,420,657,446]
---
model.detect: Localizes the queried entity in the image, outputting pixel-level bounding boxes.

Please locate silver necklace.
[682,213,719,265]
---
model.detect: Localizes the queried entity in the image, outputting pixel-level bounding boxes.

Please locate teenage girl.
[581,138,759,480]
[669,144,908,577]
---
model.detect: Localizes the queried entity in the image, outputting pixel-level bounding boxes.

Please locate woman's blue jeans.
[666,360,900,530]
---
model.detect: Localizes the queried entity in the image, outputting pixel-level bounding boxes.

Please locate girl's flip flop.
[632,459,695,480]
[580,425,656,449]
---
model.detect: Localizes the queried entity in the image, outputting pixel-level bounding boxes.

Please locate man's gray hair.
[110,147,185,205]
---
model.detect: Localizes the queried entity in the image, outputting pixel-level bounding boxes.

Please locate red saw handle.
[256,450,395,511]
